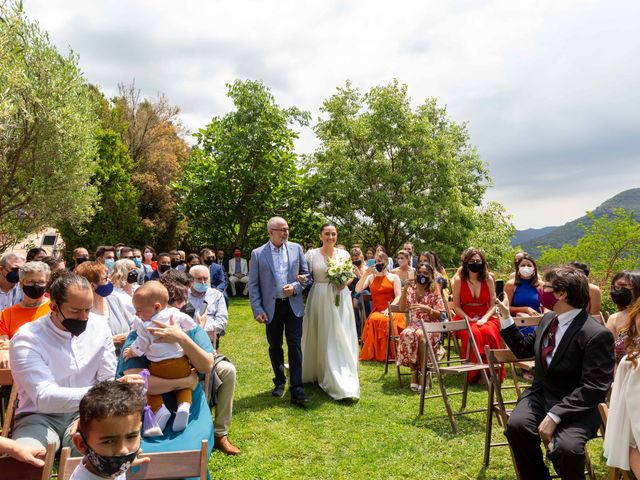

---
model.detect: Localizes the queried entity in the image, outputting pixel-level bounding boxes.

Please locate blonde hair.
[133,280,169,308]
[110,259,136,288]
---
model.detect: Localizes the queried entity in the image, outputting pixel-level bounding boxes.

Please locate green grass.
[212,298,607,480]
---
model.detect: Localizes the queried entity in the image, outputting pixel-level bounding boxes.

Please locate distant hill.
[511,226,559,247]
[516,188,640,255]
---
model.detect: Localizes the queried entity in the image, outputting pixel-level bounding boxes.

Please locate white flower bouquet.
[326,256,354,306]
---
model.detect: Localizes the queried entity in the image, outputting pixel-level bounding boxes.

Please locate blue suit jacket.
[248,241,310,323]
[208,262,227,294]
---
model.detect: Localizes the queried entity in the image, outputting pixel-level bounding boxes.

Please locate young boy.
[123,281,196,434]
[70,381,147,480]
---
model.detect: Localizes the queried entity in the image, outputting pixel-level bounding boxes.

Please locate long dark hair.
[460,248,489,282]
[514,253,540,288]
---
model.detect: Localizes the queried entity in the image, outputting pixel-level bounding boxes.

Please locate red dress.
[454,279,502,382]
[359,275,406,362]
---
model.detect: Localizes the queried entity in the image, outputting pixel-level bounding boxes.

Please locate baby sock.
[172,402,191,432]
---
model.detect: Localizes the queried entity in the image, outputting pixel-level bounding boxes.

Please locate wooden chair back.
[59,439,209,480]
[386,303,411,385]
[0,441,55,480]
[360,293,372,333]
[0,368,17,438]
[511,315,543,328]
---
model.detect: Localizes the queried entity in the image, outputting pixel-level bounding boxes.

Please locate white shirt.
[129,307,196,362]
[500,308,582,424]
[0,284,23,312]
[188,288,228,334]
[69,460,126,480]
[9,312,116,415]
[269,241,289,298]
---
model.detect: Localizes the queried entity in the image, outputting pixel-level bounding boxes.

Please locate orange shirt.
[0,300,51,339]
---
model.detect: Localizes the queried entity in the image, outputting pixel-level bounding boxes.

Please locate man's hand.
[6,441,45,467]
[254,313,267,324]
[538,415,558,445]
[283,284,295,297]
[495,294,510,319]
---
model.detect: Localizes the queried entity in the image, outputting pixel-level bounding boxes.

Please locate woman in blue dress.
[504,253,542,335]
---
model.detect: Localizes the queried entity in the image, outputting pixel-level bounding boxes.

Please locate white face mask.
[519,266,534,278]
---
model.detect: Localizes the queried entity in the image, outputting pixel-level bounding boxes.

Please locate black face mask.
[180,302,196,317]
[59,309,88,336]
[204,258,215,266]
[75,257,89,266]
[158,264,171,274]
[416,274,430,286]
[610,287,632,309]
[5,268,19,284]
[127,270,139,284]
[353,259,362,267]
[170,260,180,269]
[468,262,483,274]
[80,431,139,478]
[22,284,46,300]
[375,263,385,272]
[179,259,185,265]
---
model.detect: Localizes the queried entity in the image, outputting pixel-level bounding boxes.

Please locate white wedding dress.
[301,248,360,400]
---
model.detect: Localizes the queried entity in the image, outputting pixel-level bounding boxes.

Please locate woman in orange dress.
[357,251,404,362]
[451,248,501,382]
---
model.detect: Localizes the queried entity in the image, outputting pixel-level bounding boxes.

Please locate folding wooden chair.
[384,304,412,386]
[359,293,372,339]
[59,439,210,480]
[0,441,55,480]
[483,347,533,477]
[0,368,17,438]
[418,318,490,433]
[439,292,462,361]
[508,316,542,394]
[599,403,634,480]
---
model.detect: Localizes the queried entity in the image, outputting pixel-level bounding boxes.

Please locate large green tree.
[307,80,490,264]
[174,79,319,252]
[0,2,98,251]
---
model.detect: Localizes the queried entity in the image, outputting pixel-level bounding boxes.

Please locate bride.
[301,223,360,400]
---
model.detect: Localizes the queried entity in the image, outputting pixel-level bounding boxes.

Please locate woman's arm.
[390,274,402,297]
[355,268,374,293]
[148,319,214,374]
[124,367,199,395]
[394,283,409,310]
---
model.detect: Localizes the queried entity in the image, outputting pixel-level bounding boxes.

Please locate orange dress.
[454,279,502,382]
[359,275,406,362]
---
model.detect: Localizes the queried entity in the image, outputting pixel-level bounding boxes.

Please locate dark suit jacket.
[208,262,227,294]
[501,309,614,428]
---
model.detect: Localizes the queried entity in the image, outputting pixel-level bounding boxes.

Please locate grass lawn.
[211,297,607,480]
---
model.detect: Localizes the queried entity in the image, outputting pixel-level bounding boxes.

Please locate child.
[123,281,196,434]
[71,380,147,480]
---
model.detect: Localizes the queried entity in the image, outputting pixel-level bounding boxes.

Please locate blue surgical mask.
[95,281,114,297]
[193,281,208,293]
[104,259,115,272]
[133,258,142,268]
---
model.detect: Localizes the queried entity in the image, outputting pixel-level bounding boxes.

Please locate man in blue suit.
[249,216,311,406]
[200,248,228,305]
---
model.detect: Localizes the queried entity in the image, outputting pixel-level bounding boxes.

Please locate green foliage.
[538,208,640,312]
[57,129,142,250]
[174,79,320,252]
[467,201,517,273]
[0,1,99,251]
[306,80,490,264]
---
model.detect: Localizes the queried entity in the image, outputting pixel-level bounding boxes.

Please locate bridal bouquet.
[326,256,354,306]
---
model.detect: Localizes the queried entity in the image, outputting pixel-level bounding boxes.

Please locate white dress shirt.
[0,284,23,312]
[129,307,196,362]
[9,312,116,415]
[500,308,582,424]
[188,287,228,333]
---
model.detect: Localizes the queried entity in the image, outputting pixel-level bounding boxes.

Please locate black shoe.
[272,384,285,397]
[290,395,310,407]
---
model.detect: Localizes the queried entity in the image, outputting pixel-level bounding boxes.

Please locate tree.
[57,128,142,250]
[538,208,640,312]
[0,2,99,251]
[174,79,317,252]
[467,201,517,273]
[110,82,189,250]
[307,80,490,265]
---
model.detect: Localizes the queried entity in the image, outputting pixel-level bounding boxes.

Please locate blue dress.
[116,326,214,480]
[512,278,541,335]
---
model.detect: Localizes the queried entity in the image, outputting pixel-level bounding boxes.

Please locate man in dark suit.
[248,216,310,406]
[496,265,614,480]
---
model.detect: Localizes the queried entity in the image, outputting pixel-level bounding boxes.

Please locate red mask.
[234,252,241,258]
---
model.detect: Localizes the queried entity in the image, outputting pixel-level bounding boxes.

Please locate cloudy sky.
[24,0,640,229]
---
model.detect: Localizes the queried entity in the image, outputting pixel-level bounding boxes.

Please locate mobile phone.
[495,280,504,301]
[367,259,375,267]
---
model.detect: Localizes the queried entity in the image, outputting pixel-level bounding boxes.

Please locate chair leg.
[461,373,470,410]
[438,374,458,434]
[384,318,392,375]
[483,383,494,467]
[419,355,428,415]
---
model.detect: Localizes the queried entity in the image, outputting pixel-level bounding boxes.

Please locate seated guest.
[26,248,47,262]
[110,259,138,316]
[375,245,394,271]
[169,250,182,271]
[606,271,640,364]
[391,250,416,286]
[70,381,148,479]
[0,252,25,311]
[188,265,228,339]
[70,248,90,271]
[357,251,404,362]
[200,248,226,299]
[75,262,133,354]
[9,273,119,454]
[504,253,542,334]
[41,256,66,275]
[364,248,375,262]
[394,262,445,391]
[402,241,419,268]
[498,265,614,480]
[348,247,368,340]
[0,436,45,468]
[508,251,526,280]
[95,246,116,273]
[451,248,501,382]
[185,253,201,269]
[147,253,172,281]
[141,246,157,279]
[569,262,602,315]
[0,261,51,368]
[228,247,249,297]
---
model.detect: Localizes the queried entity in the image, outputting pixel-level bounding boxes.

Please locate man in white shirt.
[0,253,25,311]
[497,265,614,480]
[9,273,118,454]
[228,247,249,297]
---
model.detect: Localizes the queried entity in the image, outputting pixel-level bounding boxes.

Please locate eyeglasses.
[24,282,47,287]
[271,228,289,232]
[542,284,557,292]
[468,261,483,265]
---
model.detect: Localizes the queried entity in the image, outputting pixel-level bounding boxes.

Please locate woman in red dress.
[451,248,501,382]
[357,251,404,362]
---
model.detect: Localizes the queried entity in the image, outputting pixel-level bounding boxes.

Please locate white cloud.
[23,0,640,229]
